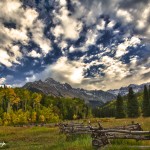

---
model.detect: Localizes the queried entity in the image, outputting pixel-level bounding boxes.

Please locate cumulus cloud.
[58,41,68,51]
[82,1,102,26]
[0,49,13,67]
[26,75,37,83]
[86,29,98,46]
[69,27,101,53]
[0,45,22,67]
[52,0,83,40]
[117,1,150,38]
[25,57,85,86]
[116,9,133,23]
[31,20,51,55]
[0,77,6,84]
[1,0,150,91]
[0,0,51,67]
[27,50,42,58]
[102,56,129,79]
[50,57,84,84]
[13,52,150,91]
[107,20,116,29]
[97,19,105,30]
[23,50,150,91]
[76,0,150,39]
[115,36,141,58]
[80,55,150,90]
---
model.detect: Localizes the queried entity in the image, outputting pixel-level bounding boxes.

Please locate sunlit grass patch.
[0,117,149,149]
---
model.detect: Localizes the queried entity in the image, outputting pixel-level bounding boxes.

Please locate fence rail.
[59,121,150,149]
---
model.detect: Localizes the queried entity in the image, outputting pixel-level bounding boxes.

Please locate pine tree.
[116,94,126,118]
[149,85,150,116]
[127,87,139,118]
[142,85,149,117]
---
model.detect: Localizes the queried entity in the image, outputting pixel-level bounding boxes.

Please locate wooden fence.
[59,121,150,149]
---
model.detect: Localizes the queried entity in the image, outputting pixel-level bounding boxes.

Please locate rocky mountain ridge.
[23,78,116,106]
[107,82,150,96]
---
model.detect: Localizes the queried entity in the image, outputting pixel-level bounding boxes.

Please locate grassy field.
[0,117,150,150]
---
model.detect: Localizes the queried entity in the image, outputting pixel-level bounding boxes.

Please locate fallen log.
[59,121,150,149]
[92,129,150,135]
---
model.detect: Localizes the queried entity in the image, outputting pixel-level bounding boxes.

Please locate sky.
[0,0,150,90]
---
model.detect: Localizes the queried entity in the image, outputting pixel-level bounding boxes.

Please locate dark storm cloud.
[79,0,150,38]
[141,72,150,80]
[80,0,150,13]
[118,0,150,38]
[119,0,149,9]
[80,0,116,8]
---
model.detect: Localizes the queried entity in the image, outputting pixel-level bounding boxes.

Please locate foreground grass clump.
[0,126,92,150]
[0,117,150,150]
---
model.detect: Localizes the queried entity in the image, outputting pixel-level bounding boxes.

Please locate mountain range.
[1,78,149,106]
[23,78,115,106]
[108,82,150,96]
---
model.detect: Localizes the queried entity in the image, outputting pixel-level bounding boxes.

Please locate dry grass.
[0,117,149,150]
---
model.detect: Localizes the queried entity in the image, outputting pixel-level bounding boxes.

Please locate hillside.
[93,91,144,118]
[0,87,92,125]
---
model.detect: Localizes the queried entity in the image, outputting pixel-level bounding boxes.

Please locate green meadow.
[0,117,150,150]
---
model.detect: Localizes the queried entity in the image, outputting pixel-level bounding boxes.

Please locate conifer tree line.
[0,87,91,126]
[93,85,150,118]
[0,85,150,125]
[142,85,150,117]
[116,85,150,118]
[115,94,126,118]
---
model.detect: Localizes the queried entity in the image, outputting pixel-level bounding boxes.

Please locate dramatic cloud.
[0,0,51,67]
[1,0,150,90]
[30,20,51,55]
[52,0,83,40]
[80,55,150,90]
[27,50,42,58]
[0,77,6,84]
[49,57,84,84]
[115,36,141,58]
[97,19,106,30]
[78,0,150,38]
[107,20,116,29]
[0,49,13,67]
[25,57,85,86]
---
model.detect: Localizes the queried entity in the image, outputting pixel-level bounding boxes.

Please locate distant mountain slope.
[107,82,150,96]
[23,78,115,105]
